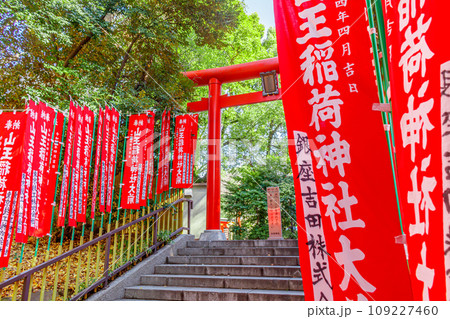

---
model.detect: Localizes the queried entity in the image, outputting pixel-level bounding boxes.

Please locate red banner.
[16,100,40,242]
[157,111,166,195]
[0,111,26,267]
[188,114,199,186]
[146,112,155,200]
[121,114,147,209]
[106,107,120,213]
[172,115,192,189]
[91,108,104,219]
[100,105,111,213]
[58,101,76,227]
[29,102,55,237]
[383,0,450,300]
[157,111,171,194]
[68,106,84,227]
[139,113,151,206]
[164,111,171,192]
[274,0,412,301]
[39,111,65,237]
[78,107,94,223]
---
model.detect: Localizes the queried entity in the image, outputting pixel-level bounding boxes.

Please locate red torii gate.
[183,57,281,239]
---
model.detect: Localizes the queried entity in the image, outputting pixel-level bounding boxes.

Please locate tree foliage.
[222,157,297,240]
[1,0,242,112]
[180,13,288,180]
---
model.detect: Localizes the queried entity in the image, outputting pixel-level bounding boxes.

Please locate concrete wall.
[184,183,207,239]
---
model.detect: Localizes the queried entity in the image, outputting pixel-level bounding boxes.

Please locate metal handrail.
[0,197,192,301]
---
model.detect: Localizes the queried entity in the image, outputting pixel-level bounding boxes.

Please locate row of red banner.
[274,0,450,301]
[0,105,198,268]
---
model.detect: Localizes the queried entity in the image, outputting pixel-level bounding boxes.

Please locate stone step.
[124,286,305,301]
[186,240,298,248]
[154,264,302,277]
[167,255,300,266]
[141,274,303,291]
[177,247,299,257]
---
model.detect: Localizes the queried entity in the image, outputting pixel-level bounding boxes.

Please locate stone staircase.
[121,239,304,301]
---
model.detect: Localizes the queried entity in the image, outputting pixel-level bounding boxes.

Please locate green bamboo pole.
[28,113,57,300]
[155,113,164,234]
[0,267,5,297]
[85,111,103,288]
[50,109,74,301]
[84,218,95,288]
[73,114,97,294]
[126,210,132,261]
[40,116,67,301]
[95,109,121,282]
[373,0,399,164]
[119,209,127,265]
[56,116,76,300]
[133,209,138,257]
[365,0,404,235]
[107,112,122,233]
[51,227,64,301]
[112,115,128,270]
[100,111,121,276]
[74,225,85,295]
[68,113,88,295]
[138,208,143,253]
[94,214,104,280]
[12,244,25,301]
[63,227,75,300]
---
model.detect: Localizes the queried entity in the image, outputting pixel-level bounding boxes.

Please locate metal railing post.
[21,275,31,301]
[188,200,192,234]
[153,213,158,245]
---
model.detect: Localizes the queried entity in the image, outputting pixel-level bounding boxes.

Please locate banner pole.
[25,108,59,300]
[85,111,102,289]
[105,113,122,234]
[372,0,400,170]
[11,244,25,301]
[94,214,104,281]
[127,209,133,261]
[112,115,128,269]
[51,226,64,300]
[365,0,404,236]
[40,115,67,301]
[75,113,97,295]
[53,113,76,300]
[155,114,163,232]
[119,209,127,266]
[63,226,75,300]
[0,267,5,296]
[168,115,175,232]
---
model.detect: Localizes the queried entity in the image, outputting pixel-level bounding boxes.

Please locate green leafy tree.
[0,0,242,112]
[180,13,288,181]
[222,157,297,240]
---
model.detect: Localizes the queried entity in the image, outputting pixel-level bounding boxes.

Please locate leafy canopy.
[1,0,242,112]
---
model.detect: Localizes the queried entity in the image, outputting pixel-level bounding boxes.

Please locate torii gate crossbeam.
[183,57,281,239]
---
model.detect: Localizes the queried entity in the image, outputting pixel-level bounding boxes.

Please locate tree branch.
[63,4,115,68]
[110,34,141,94]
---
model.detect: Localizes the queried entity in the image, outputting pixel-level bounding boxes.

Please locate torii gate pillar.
[206,78,222,232]
[183,57,280,240]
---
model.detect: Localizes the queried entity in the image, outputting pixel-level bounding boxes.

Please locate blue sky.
[243,0,275,31]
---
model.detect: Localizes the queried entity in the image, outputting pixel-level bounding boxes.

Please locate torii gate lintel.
[183,57,280,238]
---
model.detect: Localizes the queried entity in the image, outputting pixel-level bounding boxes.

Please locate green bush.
[222,156,298,240]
